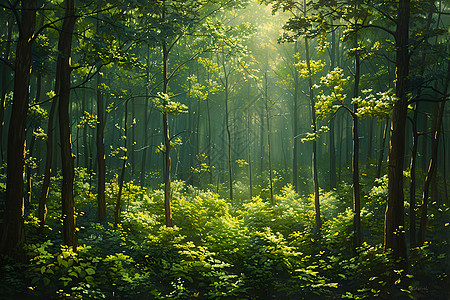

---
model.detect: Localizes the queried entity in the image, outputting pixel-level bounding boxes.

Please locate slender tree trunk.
[115,101,128,228]
[409,103,419,248]
[131,100,135,179]
[96,73,106,221]
[304,0,320,230]
[329,22,337,189]
[293,41,299,191]
[140,45,150,188]
[384,0,410,263]
[264,72,274,205]
[0,0,36,258]
[96,4,106,221]
[247,108,253,199]
[38,97,56,231]
[352,46,361,251]
[206,97,213,184]
[58,0,78,248]
[26,74,42,207]
[418,62,449,245]
[0,15,13,163]
[260,106,264,173]
[225,77,233,201]
[162,38,173,227]
[81,89,88,168]
[421,113,428,171]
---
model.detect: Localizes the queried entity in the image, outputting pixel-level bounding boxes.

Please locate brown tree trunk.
[58,0,78,248]
[264,71,274,205]
[409,103,419,248]
[140,45,150,188]
[304,0,320,230]
[0,0,37,258]
[247,108,253,199]
[384,0,410,263]
[38,97,56,231]
[115,101,128,228]
[162,39,173,227]
[352,47,361,251]
[329,23,337,189]
[0,15,13,163]
[293,41,299,191]
[417,62,449,245]
[96,73,106,221]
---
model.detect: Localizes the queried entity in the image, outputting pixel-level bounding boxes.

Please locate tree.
[0,0,37,258]
[57,0,78,248]
[384,0,410,262]
[0,13,13,163]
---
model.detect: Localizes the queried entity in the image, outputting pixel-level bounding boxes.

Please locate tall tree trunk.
[417,62,449,245]
[260,106,264,173]
[0,0,37,257]
[206,97,213,185]
[225,76,233,201]
[264,72,274,205]
[96,4,106,221]
[140,45,150,188]
[96,73,106,221]
[409,103,419,248]
[162,38,173,227]
[131,99,135,179]
[421,113,428,171]
[352,41,361,251]
[58,0,78,248]
[0,15,13,163]
[26,74,42,207]
[384,0,410,263]
[115,101,128,228]
[247,108,253,199]
[293,41,299,191]
[82,89,88,168]
[38,97,56,231]
[304,0,320,230]
[329,21,337,189]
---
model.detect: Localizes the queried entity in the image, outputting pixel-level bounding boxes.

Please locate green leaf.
[85,268,96,275]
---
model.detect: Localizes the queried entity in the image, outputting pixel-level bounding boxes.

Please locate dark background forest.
[0,0,449,299]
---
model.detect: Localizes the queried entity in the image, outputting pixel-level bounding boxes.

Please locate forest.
[0,0,449,299]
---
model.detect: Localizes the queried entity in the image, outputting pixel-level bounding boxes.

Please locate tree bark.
[140,45,150,188]
[38,97,56,231]
[96,73,106,221]
[409,103,419,248]
[384,0,410,263]
[58,0,78,248]
[247,108,253,199]
[264,71,274,205]
[304,0,320,230]
[293,41,299,191]
[115,101,128,228]
[329,22,337,189]
[162,37,173,227]
[352,43,361,251]
[0,15,13,163]
[417,61,449,245]
[0,0,36,258]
